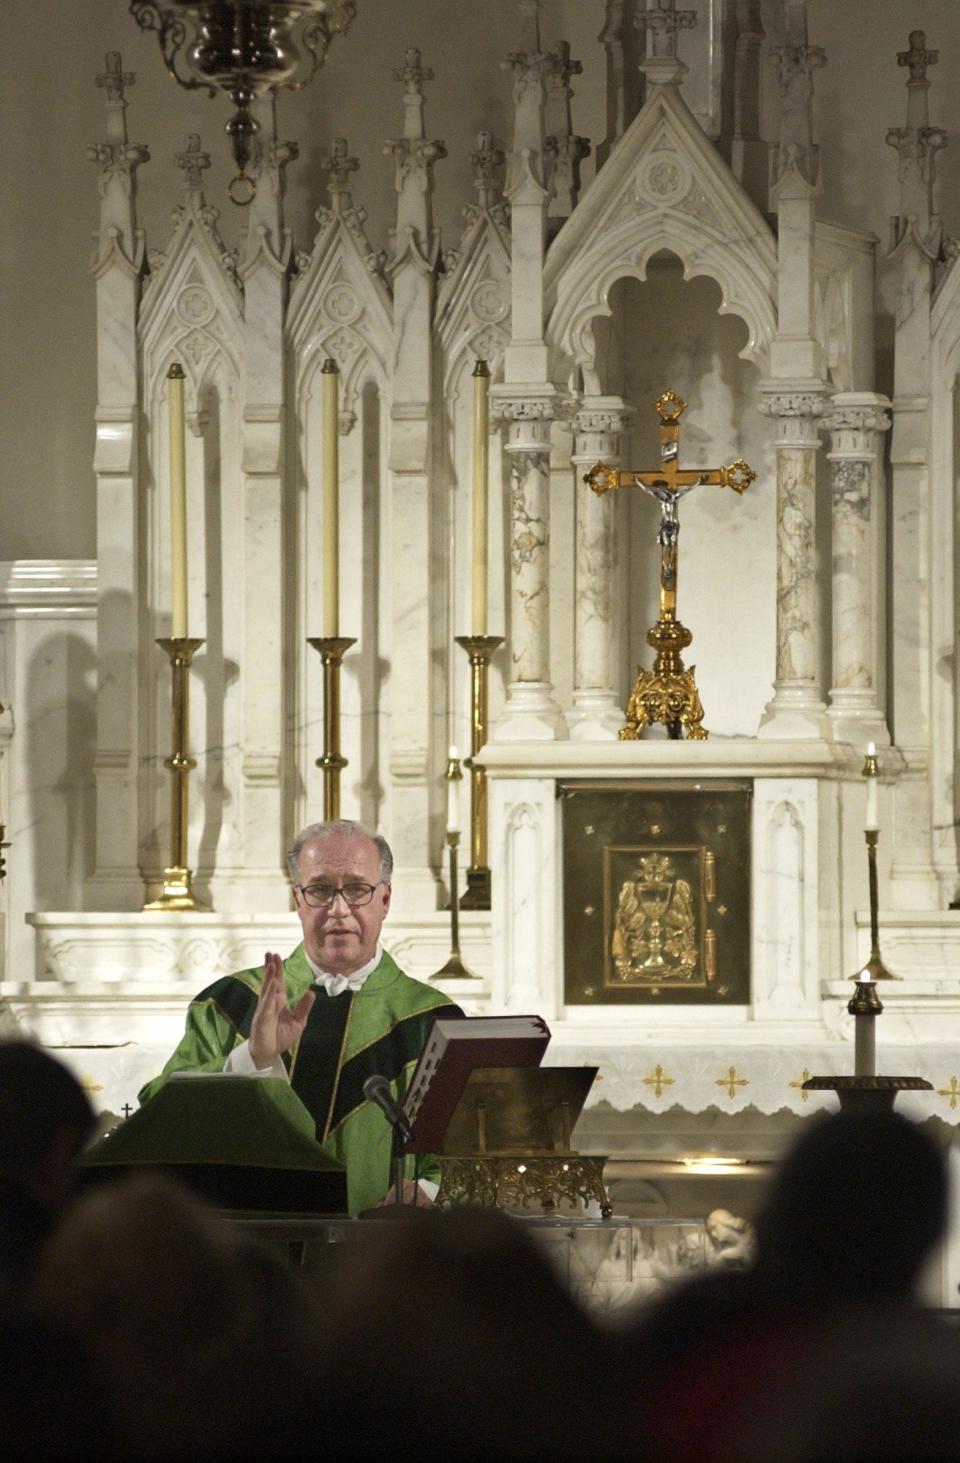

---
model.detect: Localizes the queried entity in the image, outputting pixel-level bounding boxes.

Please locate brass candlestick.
[800,750,931,1116]
[853,746,899,980]
[145,637,209,912]
[455,634,503,910]
[803,977,932,1112]
[429,829,481,983]
[307,636,356,820]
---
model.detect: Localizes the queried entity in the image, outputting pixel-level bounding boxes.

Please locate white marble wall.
[0,563,97,986]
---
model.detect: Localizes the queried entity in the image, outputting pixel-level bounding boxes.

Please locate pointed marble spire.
[470,130,505,212]
[169,133,238,285]
[321,135,360,214]
[175,133,212,201]
[86,51,149,257]
[544,39,591,219]
[886,30,945,260]
[502,7,552,200]
[597,0,642,168]
[239,94,298,275]
[96,50,135,125]
[384,48,446,274]
[637,0,696,88]
[443,131,508,275]
[769,0,826,196]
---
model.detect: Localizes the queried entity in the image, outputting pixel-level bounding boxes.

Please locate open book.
[403,1013,550,1152]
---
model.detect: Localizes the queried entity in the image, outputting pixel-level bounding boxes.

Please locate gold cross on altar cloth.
[938,1076,960,1110]
[789,1068,812,1103]
[716,1066,749,1101]
[643,1064,675,1099]
[584,390,755,623]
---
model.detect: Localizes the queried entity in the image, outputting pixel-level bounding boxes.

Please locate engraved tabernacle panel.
[561,781,751,1006]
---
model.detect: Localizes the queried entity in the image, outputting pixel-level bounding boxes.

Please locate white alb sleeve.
[223,1039,288,1081]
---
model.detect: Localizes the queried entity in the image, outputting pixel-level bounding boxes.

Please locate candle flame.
[867,741,876,756]
[448,744,459,761]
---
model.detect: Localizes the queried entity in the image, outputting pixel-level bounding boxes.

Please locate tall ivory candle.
[864,740,879,832]
[853,974,877,1078]
[471,360,490,636]
[446,746,461,835]
[168,364,188,639]
[322,358,340,637]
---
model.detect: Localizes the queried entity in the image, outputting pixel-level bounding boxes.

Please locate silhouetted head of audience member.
[753,1108,947,1306]
[306,1205,640,1460]
[31,1171,322,1459]
[0,1040,95,1209]
[0,1041,96,1301]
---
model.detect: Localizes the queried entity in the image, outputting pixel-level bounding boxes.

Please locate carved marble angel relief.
[561,782,752,1006]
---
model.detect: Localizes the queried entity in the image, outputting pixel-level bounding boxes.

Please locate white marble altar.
[8,0,960,1300]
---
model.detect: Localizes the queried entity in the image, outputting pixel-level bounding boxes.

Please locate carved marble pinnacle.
[96,51,135,103]
[898,30,938,83]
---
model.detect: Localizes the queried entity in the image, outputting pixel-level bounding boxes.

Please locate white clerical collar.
[306,944,382,998]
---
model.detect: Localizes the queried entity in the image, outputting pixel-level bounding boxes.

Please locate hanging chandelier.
[130,1,356,202]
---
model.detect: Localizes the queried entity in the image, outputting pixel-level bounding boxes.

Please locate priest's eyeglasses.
[298,881,384,908]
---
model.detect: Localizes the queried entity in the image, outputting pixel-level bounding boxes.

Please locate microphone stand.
[392,1124,408,1207]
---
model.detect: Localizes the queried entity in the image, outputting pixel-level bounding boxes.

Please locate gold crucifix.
[584,390,755,740]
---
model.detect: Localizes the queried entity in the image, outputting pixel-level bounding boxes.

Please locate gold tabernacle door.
[561,779,752,1006]
[435,1066,611,1218]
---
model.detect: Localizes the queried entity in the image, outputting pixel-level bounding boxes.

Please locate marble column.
[85,54,149,909]
[568,399,633,739]
[823,394,891,749]
[492,393,566,741]
[235,104,297,902]
[758,388,829,739]
[885,30,943,905]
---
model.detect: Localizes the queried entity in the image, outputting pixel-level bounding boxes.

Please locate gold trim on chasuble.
[561,780,751,1006]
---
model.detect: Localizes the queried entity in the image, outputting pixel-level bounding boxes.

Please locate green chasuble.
[139,947,460,1215]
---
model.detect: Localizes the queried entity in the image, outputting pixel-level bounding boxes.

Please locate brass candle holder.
[430,754,480,982]
[455,634,503,910]
[803,977,932,1112]
[145,637,209,912]
[852,745,899,981]
[307,636,356,820]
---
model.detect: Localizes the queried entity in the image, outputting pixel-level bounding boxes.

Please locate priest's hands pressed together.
[248,951,316,1069]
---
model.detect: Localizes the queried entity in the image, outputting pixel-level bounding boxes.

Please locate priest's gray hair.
[286,820,393,885]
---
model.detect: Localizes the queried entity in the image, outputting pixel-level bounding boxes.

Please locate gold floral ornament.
[583,461,620,496]
[654,388,686,422]
[721,459,756,494]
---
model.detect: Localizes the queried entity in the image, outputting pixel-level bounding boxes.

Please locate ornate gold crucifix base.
[585,389,755,743]
[624,616,706,741]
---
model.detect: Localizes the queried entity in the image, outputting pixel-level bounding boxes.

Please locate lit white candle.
[864,740,879,832]
[853,971,876,1078]
[446,745,461,835]
[471,360,490,636]
[322,358,340,637]
[167,363,188,638]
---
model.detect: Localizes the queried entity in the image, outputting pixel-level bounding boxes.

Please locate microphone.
[363,1073,415,1148]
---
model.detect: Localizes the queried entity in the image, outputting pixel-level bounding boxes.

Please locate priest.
[140,820,460,1213]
